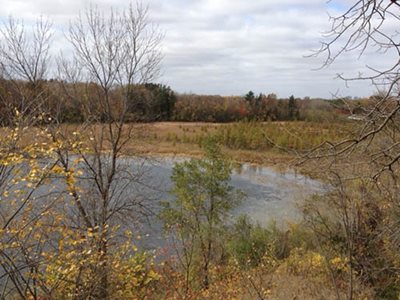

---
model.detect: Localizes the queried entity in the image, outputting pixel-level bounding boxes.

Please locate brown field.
[1,121,355,168]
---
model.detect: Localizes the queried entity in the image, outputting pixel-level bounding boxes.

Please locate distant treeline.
[174,93,341,122]
[0,78,369,124]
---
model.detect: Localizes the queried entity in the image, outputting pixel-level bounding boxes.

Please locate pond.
[122,156,323,251]
[6,155,322,252]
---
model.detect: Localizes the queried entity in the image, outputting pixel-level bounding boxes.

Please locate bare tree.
[52,3,163,298]
[301,2,400,298]
[0,16,64,299]
[306,0,400,179]
[0,2,163,298]
[0,16,53,125]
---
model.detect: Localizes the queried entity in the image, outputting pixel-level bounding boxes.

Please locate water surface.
[128,156,322,250]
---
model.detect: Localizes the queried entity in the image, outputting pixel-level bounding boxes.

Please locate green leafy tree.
[227,215,270,267]
[161,137,241,290]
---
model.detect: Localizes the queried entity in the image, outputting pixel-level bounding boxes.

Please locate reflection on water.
[130,156,323,251]
[229,162,322,225]
[150,157,322,224]
[19,156,322,252]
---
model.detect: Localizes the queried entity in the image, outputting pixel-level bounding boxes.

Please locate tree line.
[0,76,366,124]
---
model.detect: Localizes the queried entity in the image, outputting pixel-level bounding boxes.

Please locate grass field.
[134,121,355,165]
[1,120,357,167]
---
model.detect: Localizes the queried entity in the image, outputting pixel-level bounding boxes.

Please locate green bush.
[226,215,319,269]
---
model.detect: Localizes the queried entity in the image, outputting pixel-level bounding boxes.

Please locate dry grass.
[0,121,353,169]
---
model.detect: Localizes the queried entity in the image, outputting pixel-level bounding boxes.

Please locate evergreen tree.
[288,95,298,120]
[244,90,255,103]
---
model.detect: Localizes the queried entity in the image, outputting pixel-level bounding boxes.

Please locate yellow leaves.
[71,237,84,246]
[39,225,160,299]
[71,141,83,149]
[0,126,166,298]
[147,269,160,281]
[281,247,351,285]
[124,229,132,238]
[10,241,19,248]
[262,288,272,297]
[66,172,76,186]
[310,252,324,268]
[52,164,65,174]
[2,153,24,165]
[283,248,326,276]
[330,256,349,273]
[58,239,64,252]
[109,252,160,298]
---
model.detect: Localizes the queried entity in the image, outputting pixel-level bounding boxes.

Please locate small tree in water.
[161,137,241,291]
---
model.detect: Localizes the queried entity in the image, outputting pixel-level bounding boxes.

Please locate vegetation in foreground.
[3,126,397,299]
[0,0,399,299]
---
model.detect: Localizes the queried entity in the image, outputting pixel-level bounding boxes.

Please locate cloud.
[0,0,386,97]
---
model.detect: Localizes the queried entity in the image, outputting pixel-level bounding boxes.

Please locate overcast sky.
[0,0,388,98]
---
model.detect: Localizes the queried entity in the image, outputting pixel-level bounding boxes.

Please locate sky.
[0,0,390,98]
